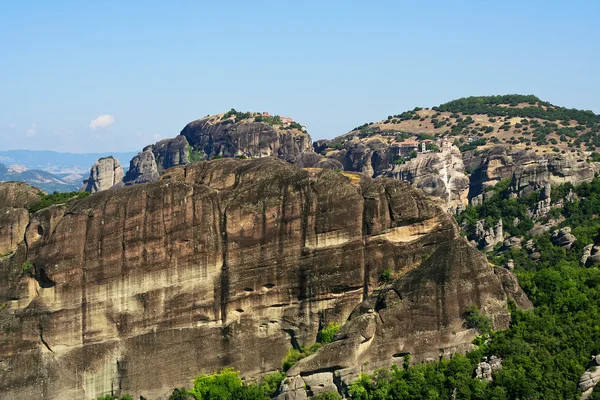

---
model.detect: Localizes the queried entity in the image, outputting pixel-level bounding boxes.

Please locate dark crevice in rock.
[34,266,55,289]
[39,325,54,353]
[219,204,230,324]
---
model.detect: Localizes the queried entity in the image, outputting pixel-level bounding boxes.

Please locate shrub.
[318,322,341,344]
[463,305,492,334]
[380,268,393,283]
[313,392,341,400]
[282,344,321,371]
[29,191,89,214]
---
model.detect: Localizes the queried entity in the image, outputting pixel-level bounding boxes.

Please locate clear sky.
[1,1,599,153]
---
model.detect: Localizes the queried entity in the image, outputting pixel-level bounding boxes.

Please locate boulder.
[551,227,576,249]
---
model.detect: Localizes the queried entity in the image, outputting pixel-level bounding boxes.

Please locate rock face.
[122,148,160,185]
[181,115,312,163]
[0,182,43,256]
[80,157,125,193]
[322,138,469,213]
[390,142,469,214]
[0,158,531,400]
[280,242,532,399]
[463,146,596,200]
[148,135,190,174]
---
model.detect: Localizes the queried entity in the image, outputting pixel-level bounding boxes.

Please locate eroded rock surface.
[80,157,125,194]
[0,158,530,399]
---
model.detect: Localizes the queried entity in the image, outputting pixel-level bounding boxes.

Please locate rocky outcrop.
[0,182,42,256]
[80,157,125,193]
[527,183,553,220]
[463,146,597,200]
[321,138,469,213]
[581,244,600,267]
[580,355,600,399]
[475,356,502,381]
[551,227,577,249]
[390,143,469,214]
[122,148,160,185]
[0,158,530,400]
[502,236,522,251]
[473,219,504,251]
[148,135,190,174]
[292,152,342,170]
[181,115,312,163]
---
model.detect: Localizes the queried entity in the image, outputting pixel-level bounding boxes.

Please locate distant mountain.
[0,149,138,175]
[0,162,80,193]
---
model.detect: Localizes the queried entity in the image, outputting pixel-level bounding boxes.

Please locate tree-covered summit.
[435,94,600,126]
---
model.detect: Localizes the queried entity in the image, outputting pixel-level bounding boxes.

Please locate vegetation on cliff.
[28,191,89,213]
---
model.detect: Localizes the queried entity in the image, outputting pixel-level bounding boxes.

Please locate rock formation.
[463,146,596,200]
[580,355,600,399]
[473,219,504,251]
[581,244,600,267]
[181,115,312,163]
[0,182,43,256]
[475,356,502,381]
[148,135,190,174]
[551,227,577,249]
[526,183,553,220]
[320,138,469,213]
[122,148,160,185]
[0,158,530,399]
[80,156,124,193]
[390,142,469,214]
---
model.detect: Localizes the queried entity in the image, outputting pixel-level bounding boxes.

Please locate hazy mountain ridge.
[0,162,79,193]
[0,149,137,175]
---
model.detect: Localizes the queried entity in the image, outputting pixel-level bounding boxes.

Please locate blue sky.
[1,1,599,153]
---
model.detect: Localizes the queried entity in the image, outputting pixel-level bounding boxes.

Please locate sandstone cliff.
[0,158,529,400]
[80,157,125,194]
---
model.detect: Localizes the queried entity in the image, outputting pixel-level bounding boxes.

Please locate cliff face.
[149,135,190,174]
[181,116,312,163]
[389,144,470,214]
[464,146,597,200]
[0,159,528,399]
[80,157,125,194]
[319,138,469,213]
